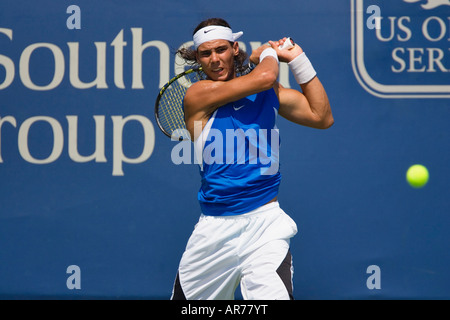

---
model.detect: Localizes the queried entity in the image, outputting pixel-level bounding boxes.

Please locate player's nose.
[210,51,220,63]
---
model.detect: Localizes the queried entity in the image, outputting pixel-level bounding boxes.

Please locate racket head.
[154,67,204,140]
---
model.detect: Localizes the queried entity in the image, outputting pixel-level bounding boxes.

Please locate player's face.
[196,40,239,81]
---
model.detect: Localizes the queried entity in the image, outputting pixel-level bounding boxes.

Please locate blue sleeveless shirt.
[196,88,281,216]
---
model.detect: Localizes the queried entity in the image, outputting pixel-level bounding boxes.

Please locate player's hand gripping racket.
[154,38,294,140]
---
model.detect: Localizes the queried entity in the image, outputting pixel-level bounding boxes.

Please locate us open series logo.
[351,0,450,98]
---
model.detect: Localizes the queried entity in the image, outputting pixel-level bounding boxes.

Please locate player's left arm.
[273,39,334,129]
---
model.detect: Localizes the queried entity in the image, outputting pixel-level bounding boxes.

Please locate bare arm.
[274,39,333,129]
[276,78,333,129]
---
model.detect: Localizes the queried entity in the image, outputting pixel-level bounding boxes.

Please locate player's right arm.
[184,44,279,139]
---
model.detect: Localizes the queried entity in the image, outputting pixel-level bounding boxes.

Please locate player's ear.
[195,50,200,63]
[233,41,239,56]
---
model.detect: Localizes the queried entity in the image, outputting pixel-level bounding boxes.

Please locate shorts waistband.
[200,201,280,220]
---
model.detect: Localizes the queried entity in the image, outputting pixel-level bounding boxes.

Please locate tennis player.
[171,18,333,300]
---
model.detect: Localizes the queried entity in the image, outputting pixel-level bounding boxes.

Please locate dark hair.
[177,18,249,74]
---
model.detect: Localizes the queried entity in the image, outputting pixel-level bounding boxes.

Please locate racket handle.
[279,37,294,50]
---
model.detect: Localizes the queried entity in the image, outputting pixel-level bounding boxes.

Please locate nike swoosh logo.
[204,28,216,34]
[233,105,245,111]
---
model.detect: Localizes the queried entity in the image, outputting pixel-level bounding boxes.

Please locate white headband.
[193,25,243,50]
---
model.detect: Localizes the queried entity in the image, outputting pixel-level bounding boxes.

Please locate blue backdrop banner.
[0,0,449,299]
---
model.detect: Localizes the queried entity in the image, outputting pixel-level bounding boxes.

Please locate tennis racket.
[154,67,205,140]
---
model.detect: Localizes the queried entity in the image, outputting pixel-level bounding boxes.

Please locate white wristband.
[288,52,317,84]
[259,47,279,64]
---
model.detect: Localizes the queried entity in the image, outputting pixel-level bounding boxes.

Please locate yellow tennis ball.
[406,164,429,188]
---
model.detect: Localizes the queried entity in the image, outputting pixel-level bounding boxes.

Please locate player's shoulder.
[184,80,214,110]
[185,79,217,99]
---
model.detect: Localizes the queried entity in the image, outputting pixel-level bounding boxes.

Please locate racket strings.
[159,82,186,132]
[157,71,202,137]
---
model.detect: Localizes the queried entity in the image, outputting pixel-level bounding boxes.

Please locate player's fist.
[249,44,272,65]
[272,38,304,63]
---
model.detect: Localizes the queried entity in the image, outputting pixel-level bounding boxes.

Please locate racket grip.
[279,37,294,50]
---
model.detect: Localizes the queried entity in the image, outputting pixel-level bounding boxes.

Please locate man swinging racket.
[171,17,333,300]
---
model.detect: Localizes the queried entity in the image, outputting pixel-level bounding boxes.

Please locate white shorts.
[171,201,298,300]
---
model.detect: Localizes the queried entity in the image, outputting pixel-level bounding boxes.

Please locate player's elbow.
[316,111,334,129]
[321,115,334,129]
[259,70,278,91]
[312,103,334,129]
